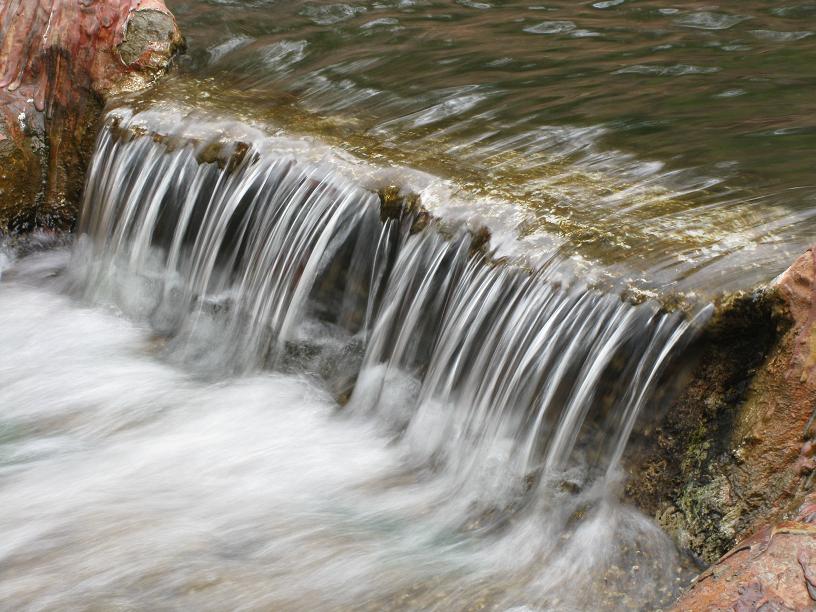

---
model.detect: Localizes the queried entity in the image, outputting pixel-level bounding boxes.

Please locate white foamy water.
[0,104,708,609]
[0,240,689,610]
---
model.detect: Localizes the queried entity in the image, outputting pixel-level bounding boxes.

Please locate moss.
[624,287,792,563]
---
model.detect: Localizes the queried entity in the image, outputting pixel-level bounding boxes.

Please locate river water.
[0,118,703,608]
[1,1,811,610]
[159,0,816,293]
[0,226,694,609]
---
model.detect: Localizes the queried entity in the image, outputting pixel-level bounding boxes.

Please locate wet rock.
[0,0,183,233]
[0,109,43,230]
[627,247,816,567]
[626,289,789,562]
[672,493,816,610]
[378,185,418,222]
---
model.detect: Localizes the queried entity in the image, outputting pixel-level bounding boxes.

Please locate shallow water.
[140,0,816,292]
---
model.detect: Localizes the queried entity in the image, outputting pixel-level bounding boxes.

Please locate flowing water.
[2,0,812,609]
[0,111,710,609]
[155,0,816,293]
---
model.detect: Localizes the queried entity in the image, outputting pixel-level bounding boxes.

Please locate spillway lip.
[97,105,719,316]
[101,74,813,300]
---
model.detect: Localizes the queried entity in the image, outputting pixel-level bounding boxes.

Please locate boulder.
[672,493,816,610]
[0,0,183,233]
[623,247,816,605]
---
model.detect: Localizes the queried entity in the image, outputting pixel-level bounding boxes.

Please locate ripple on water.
[523,20,576,34]
[749,29,813,42]
[613,64,720,76]
[771,5,816,18]
[360,17,401,29]
[592,0,624,9]
[675,11,751,30]
[299,3,367,25]
[261,40,308,72]
[207,35,254,64]
[715,89,747,98]
[404,92,489,129]
[457,0,493,8]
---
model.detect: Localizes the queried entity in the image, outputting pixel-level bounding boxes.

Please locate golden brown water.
[138,0,816,294]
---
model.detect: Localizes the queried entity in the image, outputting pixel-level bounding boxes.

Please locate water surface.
[1,2,810,609]
[0,233,694,610]
[143,0,816,293]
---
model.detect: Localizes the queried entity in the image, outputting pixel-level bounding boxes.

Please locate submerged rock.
[0,0,183,233]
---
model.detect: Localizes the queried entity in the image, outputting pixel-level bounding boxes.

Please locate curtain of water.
[74,113,710,496]
[0,110,719,609]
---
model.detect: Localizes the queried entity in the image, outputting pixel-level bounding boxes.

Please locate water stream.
[0,111,709,609]
[3,0,809,608]
[158,0,816,293]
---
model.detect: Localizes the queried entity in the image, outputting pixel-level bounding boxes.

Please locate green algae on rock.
[627,248,816,586]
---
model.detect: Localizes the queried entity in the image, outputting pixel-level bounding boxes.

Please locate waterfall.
[73,110,711,493]
[0,108,713,610]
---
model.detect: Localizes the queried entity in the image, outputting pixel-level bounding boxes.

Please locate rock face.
[672,493,816,610]
[626,247,816,604]
[0,0,183,233]
[626,287,791,563]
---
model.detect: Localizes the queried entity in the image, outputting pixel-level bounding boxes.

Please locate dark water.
[147,0,816,293]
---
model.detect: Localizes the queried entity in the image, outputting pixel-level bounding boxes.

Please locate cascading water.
[0,110,711,610]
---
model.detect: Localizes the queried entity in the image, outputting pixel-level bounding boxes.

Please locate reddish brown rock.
[728,248,816,527]
[0,0,183,232]
[627,248,816,567]
[623,247,816,606]
[672,493,816,611]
